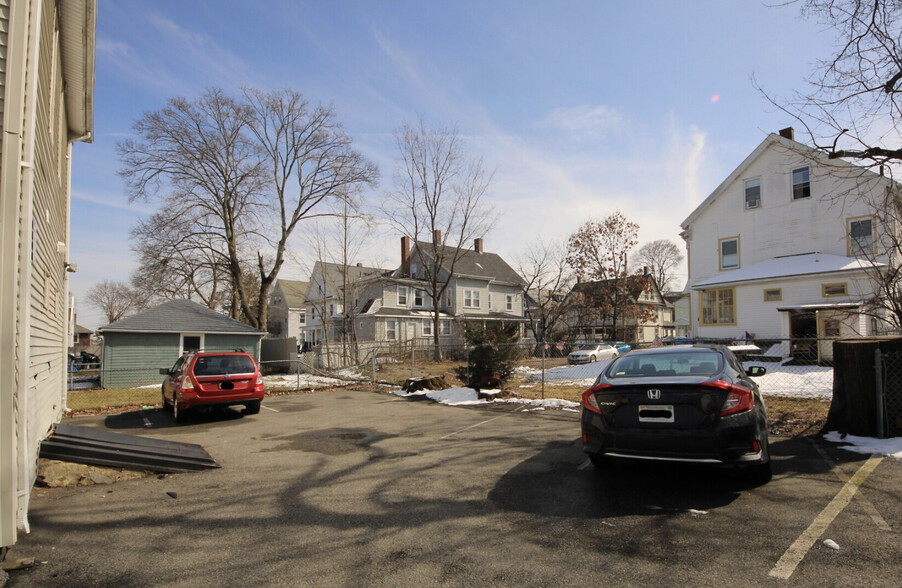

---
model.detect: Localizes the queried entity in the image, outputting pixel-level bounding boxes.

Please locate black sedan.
[581,345,771,482]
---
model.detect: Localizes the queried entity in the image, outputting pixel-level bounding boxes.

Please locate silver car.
[568,343,619,364]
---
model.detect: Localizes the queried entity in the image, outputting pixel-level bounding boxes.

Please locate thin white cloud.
[72,190,156,215]
[537,104,623,135]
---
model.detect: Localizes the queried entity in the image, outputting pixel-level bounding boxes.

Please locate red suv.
[160,351,265,422]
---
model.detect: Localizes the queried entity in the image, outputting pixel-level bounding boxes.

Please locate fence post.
[541,342,546,400]
[875,349,885,439]
[411,342,415,378]
[371,354,376,383]
[296,355,300,391]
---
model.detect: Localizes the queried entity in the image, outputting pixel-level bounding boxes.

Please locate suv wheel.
[244,400,261,415]
[173,397,186,423]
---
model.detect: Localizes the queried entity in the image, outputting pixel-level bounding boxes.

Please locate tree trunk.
[824,336,902,436]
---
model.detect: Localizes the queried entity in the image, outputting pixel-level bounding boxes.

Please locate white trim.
[179,333,205,355]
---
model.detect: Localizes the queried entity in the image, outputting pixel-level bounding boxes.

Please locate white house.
[267,279,309,343]
[1,0,96,547]
[680,128,893,360]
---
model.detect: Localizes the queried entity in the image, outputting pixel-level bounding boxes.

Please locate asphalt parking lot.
[8,388,902,587]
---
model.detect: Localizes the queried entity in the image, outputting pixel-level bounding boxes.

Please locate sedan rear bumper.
[581,410,767,465]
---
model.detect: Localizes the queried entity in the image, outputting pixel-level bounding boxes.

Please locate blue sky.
[71,0,836,329]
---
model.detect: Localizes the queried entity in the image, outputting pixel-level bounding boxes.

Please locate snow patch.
[823,431,902,459]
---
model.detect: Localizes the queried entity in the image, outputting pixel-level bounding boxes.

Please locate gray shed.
[97,300,266,389]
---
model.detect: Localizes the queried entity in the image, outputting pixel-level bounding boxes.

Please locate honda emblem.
[647,389,661,400]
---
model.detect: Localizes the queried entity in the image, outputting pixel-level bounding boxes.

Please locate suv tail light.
[582,384,611,414]
[704,380,754,416]
[180,375,195,393]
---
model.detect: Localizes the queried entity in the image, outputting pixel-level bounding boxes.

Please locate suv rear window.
[192,355,256,376]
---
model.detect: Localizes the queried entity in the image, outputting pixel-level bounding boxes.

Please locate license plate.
[638,404,674,423]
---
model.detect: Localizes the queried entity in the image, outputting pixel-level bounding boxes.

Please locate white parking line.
[439,407,525,440]
[261,405,279,413]
[811,442,891,532]
[577,459,592,471]
[769,454,883,580]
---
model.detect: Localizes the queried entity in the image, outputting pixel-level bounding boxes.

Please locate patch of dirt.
[35,459,154,488]
[763,396,831,437]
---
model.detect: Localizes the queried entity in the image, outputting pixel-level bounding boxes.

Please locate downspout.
[16,0,45,534]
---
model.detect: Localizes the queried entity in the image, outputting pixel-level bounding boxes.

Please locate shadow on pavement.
[103,406,247,430]
[488,436,842,519]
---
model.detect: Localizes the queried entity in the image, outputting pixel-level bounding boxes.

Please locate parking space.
[9,389,902,586]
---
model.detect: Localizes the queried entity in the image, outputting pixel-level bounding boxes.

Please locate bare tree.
[382,117,494,358]
[759,0,902,170]
[119,88,378,330]
[566,212,653,341]
[633,239,684,292]
[517,238,574,343]
[130,211,231,311]
[87,280,149,325]
[304,192,376,366]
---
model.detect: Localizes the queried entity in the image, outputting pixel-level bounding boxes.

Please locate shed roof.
[691,253,884,289]
[98,300,266,335]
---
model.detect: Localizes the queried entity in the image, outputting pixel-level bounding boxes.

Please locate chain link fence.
[65,337,838,412]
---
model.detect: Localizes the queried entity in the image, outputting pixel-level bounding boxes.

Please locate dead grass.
[64,360,832,438]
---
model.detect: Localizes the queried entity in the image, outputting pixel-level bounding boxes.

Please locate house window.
[764,288,782,302]
[464,289,480,308]
[823,283,848,297]
[329,304,334,315]
[744,178,761,209]
[423,321,433,336]
[299,309,306,325]
[848,216,875,256]
[398,286,408,306]
[411,265,418,278]
[386,319,397,341]
[824,319,841,337]
[415,290,424,307]
[719,237,739,270]
[506,295,514,311]
[792,167,811,200]
[440,320,452,335]
[700,288,735,325]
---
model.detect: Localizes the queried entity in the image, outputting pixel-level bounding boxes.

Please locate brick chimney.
[778,127,795,141]
[356,262,362,267]
[433,229,442,245]
[474,238,483,253]
[400,236,410,275]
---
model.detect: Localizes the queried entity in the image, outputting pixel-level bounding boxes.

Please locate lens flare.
[711,94,720,103]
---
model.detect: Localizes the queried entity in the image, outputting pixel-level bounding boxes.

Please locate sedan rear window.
[606,351,723,378]
[192,355,256,376]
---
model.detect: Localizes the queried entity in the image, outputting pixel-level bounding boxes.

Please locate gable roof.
[276,279,309,308]
[691,252,885,289]
[97,299,265,335]
[680,132,895,231]
[305,262,389,302]
[413,241,525,286]
[569,275,671,307]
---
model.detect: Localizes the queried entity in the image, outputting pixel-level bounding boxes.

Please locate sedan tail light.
[582,384,611,415]
[704,380,755,416]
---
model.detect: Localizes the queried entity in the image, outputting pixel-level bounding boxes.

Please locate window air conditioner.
[746,199,760,209]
